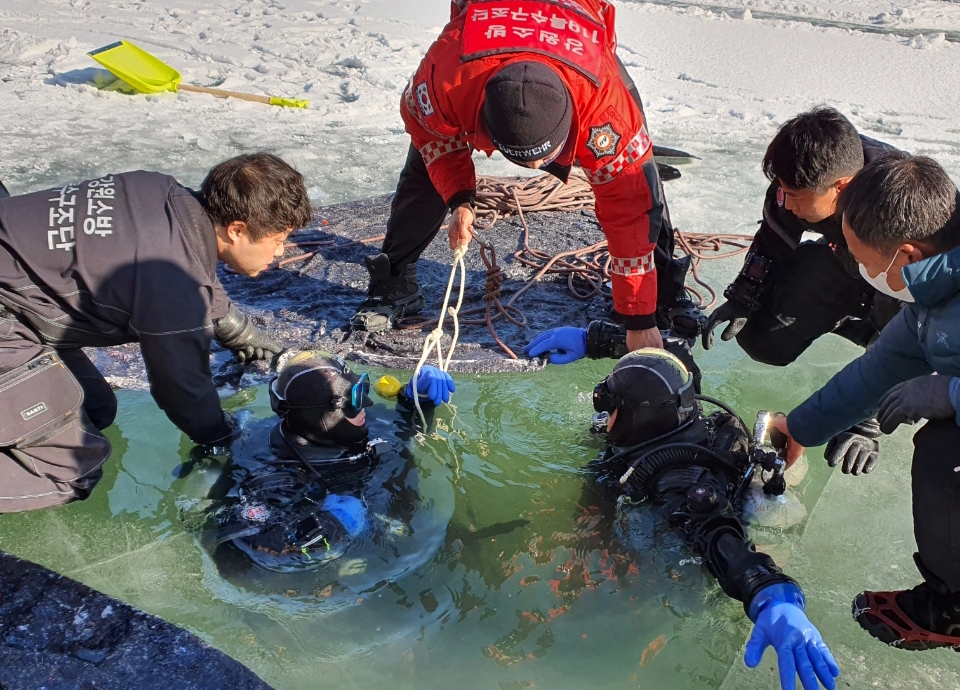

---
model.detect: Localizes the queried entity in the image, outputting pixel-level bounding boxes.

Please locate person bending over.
[702,109,902,479]
[0,153,310,512]
[350,0,700,351]
[774,153,960,651]
[703,107,901,362]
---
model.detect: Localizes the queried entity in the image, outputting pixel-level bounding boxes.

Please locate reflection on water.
[0,360,833,690]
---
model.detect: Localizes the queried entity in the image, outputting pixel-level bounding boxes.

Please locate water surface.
[0,348,842,689]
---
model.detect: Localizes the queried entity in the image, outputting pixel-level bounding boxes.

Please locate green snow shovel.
[87,40,308,109]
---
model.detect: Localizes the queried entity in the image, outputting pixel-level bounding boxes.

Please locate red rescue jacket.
[402,0,662,322]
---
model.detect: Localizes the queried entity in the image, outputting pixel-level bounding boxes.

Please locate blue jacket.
[788,244,960,447]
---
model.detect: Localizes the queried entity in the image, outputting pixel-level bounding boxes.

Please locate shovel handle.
[178,83,308,108]
[179,83,271,103]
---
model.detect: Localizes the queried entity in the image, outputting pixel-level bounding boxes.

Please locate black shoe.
[656,300,706,339]
[853,583,960,651]
[656,162,681,182]
[350,253,424,333]
[655,255,706,338]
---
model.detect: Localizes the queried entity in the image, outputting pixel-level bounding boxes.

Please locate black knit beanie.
[483,61,572,163]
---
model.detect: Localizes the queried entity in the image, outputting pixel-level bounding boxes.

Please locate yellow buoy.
[374,375,402,398]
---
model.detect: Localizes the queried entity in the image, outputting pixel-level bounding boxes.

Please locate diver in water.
[582,343,839,690]
[203,350,455,574]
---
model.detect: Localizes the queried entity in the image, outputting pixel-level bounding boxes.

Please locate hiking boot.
[350,253,424,333]
[853,583,960,651]
[655,255,706,338]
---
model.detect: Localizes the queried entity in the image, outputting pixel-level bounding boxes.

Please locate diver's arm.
[396,387,438,428]
[393,365,455,426]
[525,320,632,364]
[699,526,839,689]
[711,531,794,606]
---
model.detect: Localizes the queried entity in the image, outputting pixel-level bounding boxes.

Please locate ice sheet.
[2,0,960,688]
[719,424,960,689]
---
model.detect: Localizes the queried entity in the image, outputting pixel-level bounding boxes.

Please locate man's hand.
[824,420,881,476]
[626,327,663,351]
[772,415,805,469]
[525,327,587,364]
[214,304,284,363]
[702,300,752,350]
[447,203,475,251]
[877,374,955,435]
[745,584,840,690]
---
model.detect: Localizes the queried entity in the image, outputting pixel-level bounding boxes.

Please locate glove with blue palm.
[404,365,456,406]
[745,583,840,690]
[525,327,587,365]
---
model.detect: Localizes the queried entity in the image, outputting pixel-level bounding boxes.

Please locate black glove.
[213,304,284,363]
[825,419,881,476]
[702,300,753,350]
[877,374,955,435]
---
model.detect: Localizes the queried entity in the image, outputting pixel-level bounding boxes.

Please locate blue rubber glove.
[322,493,366,537]
[525,327,587,365]
[404,365,456,406]
[745,584,840,690]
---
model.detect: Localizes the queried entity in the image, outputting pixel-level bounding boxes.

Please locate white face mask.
[859,251,915,303]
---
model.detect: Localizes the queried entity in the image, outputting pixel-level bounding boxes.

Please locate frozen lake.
[2,0,960,687]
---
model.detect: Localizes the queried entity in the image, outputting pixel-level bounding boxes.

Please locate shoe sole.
[351,292,424,334]
[852,592,960,652]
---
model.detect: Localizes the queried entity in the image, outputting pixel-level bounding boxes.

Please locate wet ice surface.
[213,194,618,375]
[3,0,960,688]
[82,192,624,386]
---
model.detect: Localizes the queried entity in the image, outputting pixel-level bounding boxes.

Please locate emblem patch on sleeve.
[586,123,621,159]
[777,187,785,207]
[415,82,434,117]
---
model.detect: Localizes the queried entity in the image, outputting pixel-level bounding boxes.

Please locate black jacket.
[0,171,232,443]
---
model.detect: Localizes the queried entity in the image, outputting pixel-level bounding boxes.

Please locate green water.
[0,338,853,690]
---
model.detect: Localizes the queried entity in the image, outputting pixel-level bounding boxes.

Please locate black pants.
[380,58,678,301]
[912,419,960,593]
[0,315,114,513]
[736,243,900,366]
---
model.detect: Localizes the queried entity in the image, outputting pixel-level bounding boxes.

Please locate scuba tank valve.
[747,410,787,496]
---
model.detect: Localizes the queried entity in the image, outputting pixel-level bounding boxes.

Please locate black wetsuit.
[0,172,234,512]
[591,409,796,612]
[733,135,902,366]
[204,396,432,583]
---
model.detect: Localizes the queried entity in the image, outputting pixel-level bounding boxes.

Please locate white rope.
[411,244,467,429]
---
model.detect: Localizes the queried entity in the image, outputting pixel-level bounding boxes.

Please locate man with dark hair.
[774,154,960,651]
[704,107,900,364]
[350,0,696,352]
[699,107,901,479]
[0,153,312,513]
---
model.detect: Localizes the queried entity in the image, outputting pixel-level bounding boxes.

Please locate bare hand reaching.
[447,203,475,252]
